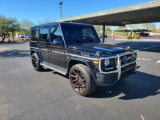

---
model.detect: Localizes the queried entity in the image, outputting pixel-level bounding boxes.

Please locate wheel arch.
[67,58,96,80]
[30,49,43,62]
[31,50,35,55]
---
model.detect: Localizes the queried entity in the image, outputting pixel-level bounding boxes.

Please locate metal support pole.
[102,24,105,43]
[60,6,62,19]
[58,2,63,19]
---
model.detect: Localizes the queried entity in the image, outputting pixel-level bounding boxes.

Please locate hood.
[68,43,132,57]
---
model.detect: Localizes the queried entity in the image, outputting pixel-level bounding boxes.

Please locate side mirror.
[52,38,64,46]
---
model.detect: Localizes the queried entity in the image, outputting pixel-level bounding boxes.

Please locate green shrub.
[125,32,131,39]
[131,32,135,39]
[134,34,140,39]
[126,35,131,39]
[127,32,131,36]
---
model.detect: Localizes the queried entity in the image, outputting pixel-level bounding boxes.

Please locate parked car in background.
[140,32,149,37]
[20,34,30,38]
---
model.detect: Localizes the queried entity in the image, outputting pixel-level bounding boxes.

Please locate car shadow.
[51,66,160,100]
[89,71,160,100]
[41,69,53,72]
[0,49,30,58]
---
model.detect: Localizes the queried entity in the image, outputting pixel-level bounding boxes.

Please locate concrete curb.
[108,39,160,42]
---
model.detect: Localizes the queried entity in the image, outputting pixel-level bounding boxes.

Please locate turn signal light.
[93,60,99,65]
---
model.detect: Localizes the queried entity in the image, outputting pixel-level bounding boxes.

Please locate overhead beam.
[58,1,160,26]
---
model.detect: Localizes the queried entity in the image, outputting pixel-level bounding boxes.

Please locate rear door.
[37,27,49,62]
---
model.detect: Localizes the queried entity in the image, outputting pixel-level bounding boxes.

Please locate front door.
[48,26,66,68]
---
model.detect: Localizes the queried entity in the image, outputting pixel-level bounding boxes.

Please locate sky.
[0,0,160,28]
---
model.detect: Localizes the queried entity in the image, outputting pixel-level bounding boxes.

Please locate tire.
[69,64,97,96]
[31,53,43,71]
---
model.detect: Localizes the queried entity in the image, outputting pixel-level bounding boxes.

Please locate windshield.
[61,23,101,46]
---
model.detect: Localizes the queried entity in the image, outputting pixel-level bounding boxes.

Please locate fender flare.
[30,49,43,63]
[68,58,97,81]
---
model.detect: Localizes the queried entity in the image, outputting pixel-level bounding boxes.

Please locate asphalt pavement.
[0,40,160,120]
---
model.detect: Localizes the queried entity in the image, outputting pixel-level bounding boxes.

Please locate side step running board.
[40,63,67,75]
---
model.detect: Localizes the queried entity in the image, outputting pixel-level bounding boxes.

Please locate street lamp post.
[58,2,63,19]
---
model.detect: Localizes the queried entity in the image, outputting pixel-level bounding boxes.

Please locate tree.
[94,25,101,33]
[0,16,11,43]
[141,23,156,31]
[126,23,156,31]
[126,24,140,30]
[105,26,111,31]
[116,26,126,30]
[20,19,34,34]
[9,18,20,40]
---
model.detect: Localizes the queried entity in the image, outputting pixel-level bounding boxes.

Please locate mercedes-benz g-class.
[30,22,137,96]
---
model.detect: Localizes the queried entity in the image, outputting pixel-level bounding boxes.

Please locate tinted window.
[61,24,100,45]
[50,26,62,42]
[40,28,48,42]
[31,29,38,41]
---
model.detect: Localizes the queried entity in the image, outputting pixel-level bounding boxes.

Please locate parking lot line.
[137,58,152,61]
[141,115,145,120]
[157,60,160,63]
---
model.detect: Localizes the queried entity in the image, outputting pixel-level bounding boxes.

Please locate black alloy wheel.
[31,53,43,71]
[32,54,38,68]
[70,69,86,93]
[69,64,97,96]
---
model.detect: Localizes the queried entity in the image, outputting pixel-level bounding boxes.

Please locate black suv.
[30,22,137,96]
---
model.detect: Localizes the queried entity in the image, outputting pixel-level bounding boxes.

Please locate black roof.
[30,22,91,29]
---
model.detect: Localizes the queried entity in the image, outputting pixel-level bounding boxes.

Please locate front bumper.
[95,66,136,86]
[94,50,137,86]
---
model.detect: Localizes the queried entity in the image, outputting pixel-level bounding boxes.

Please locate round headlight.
[104,59,110,66]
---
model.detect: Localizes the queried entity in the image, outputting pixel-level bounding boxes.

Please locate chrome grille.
[120,54,135,66]
[99,51,137,74]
